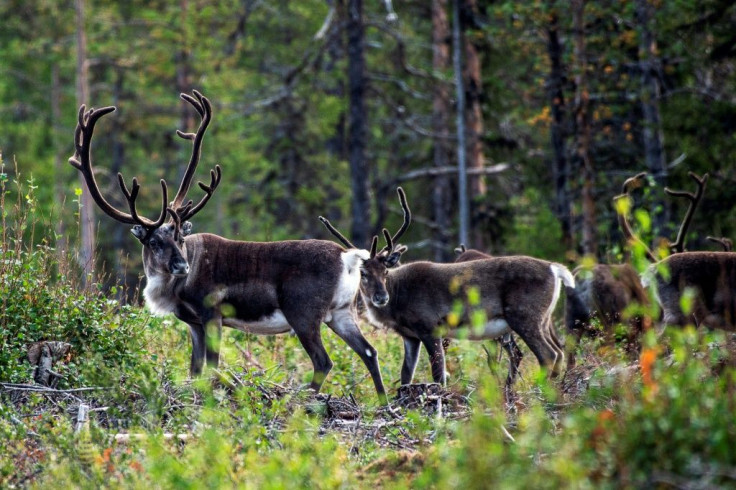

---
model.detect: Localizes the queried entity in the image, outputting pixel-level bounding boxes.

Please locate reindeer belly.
[223,309,293,335]
[447,318,511,340]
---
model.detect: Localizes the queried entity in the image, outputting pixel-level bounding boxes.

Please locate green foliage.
[506,187,566,261]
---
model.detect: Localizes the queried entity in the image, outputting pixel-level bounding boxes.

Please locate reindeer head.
[319,187,411,308]
[69,90,221,278]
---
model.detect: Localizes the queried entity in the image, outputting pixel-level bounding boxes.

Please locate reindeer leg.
[205,318,222,368]
[327,308,387,404]
[187,322,206,376]
[509,314,561,378]
[420,336,447,385]
[544,317,566,376]
[401,337,421,385]
[290,319,334,393]
[501,333,523,386]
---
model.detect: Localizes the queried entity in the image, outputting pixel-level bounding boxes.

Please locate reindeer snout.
[170,261,190,276]
[372,292,389,307]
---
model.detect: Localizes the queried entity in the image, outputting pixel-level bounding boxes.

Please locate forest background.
[3,0,735,296]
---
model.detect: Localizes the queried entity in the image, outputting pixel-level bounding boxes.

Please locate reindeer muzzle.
[372,292,389,307]
[170,261,190,276]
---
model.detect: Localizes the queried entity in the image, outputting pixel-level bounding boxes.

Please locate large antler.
[664,172,708,253]
[614,172,658,262]
[169,90,221,223]
[69,105,169,232]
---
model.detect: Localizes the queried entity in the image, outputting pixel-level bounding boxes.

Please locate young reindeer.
[452,244,529,389]
[69,91,388,402]
[320,189,575,387]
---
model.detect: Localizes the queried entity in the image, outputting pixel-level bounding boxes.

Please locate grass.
[1,170,735,489]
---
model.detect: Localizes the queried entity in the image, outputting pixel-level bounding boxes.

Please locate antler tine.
[166,207,182,241]
[391,187,411,243]
[116,174,169,230]
[69,104,165,229]
[665,172,709,253]
[614,172,658,263]
[178,165,222,222]
[318,216,357,249]
[369,236,378,258]
[170,90,215,216]
[382,228,393,252]
[379,187,411,253]
[621,172,647,195]
[707,236,733,252]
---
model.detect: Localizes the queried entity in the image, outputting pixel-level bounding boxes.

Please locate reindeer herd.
[69,91,736,404]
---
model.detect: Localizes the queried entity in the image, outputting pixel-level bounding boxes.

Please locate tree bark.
[545,2,574,253]
[461,0,485,199]
[431,0,453,261]
[176,0,194,184]
[75,0,95,283]
[636,0,668,238]
[572,0,597,257]
[52,62,67,265]
[347,0,371,248]
[452,0,469,247]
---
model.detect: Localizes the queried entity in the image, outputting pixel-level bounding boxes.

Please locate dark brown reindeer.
[565,172,710,362]
[320,189,575,388]
[452,244,532,389]
[564,173,654,366]
[635,173,736,331]
[70,91,388,402]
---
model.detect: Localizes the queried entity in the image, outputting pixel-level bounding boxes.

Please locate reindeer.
[563,173,656,366]
[69,91,388,402]
[452,244,530,389]
[320,189,575,388]
[616,172,735,331]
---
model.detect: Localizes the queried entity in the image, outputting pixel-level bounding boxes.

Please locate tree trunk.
[636,0,668,239]
[52,62,67,266]
[176,0,193,184]
[431,0,453,261]
[75,0,95,283]
[461,0,485,199]
[572,0,597,257]
[452,0,469,247]
[347,0,371,248]
[545,2,574,253]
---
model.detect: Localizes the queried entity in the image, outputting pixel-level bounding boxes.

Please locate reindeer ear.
[181,221,193,237]
[384,251,402,268]
[131,225,147,241]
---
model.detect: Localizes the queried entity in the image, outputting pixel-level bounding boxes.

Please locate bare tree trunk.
[52,62,67,265]
[461,0,485,198]
[431,0,453,261]
[452,0,469,247]
[636,0,668,238]
[545,2,573,252]
[176,0,193,183]
[461,0,486,249]
[109,70,131,302]
[572,0,597,257]
[75,0,95,283]
[347,0,371,248]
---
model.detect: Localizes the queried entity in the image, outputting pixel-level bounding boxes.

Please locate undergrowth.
[0,163,734,489]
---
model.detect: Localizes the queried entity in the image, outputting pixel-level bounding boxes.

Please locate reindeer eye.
[149,239,158,248]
